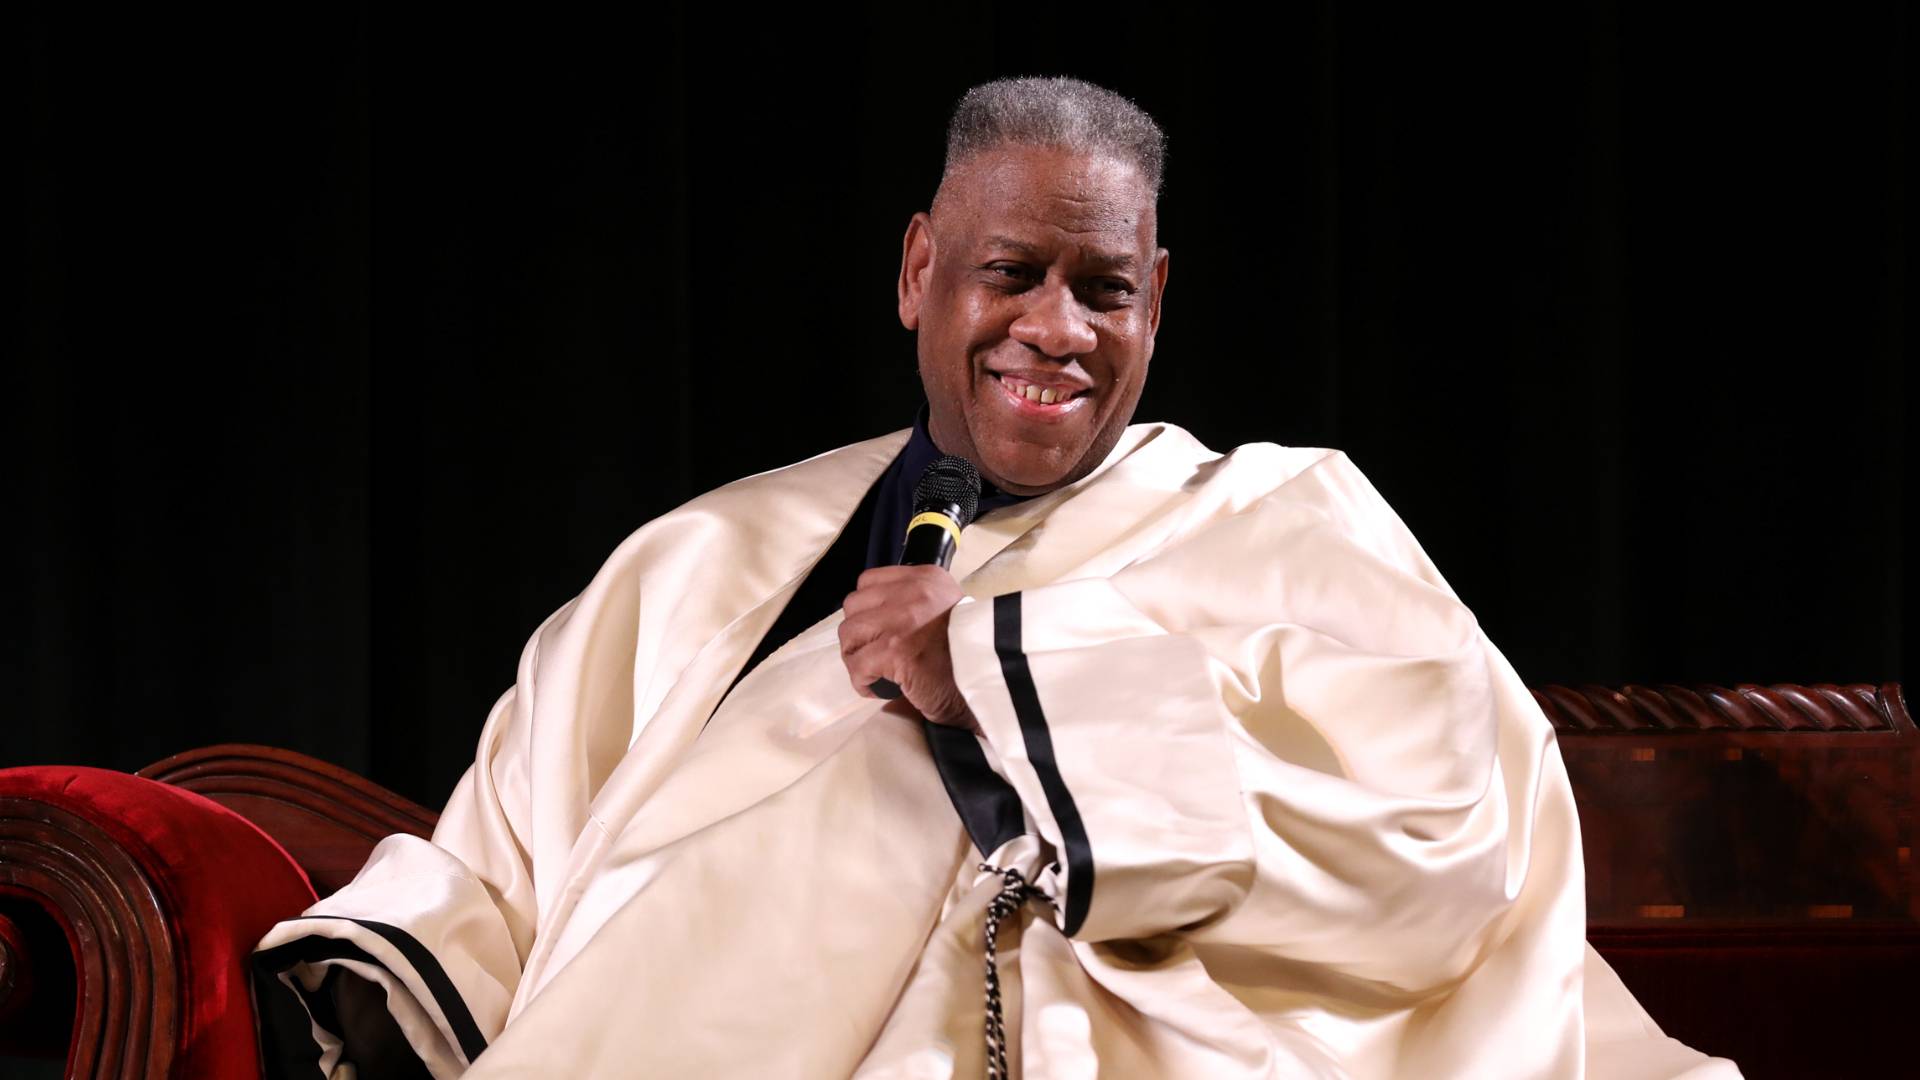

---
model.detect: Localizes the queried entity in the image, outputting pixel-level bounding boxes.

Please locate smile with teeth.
[995,374,1085,406]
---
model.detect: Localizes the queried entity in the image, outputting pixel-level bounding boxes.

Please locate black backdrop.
[14,5,1909,811]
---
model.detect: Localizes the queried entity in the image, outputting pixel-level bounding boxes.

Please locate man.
[255,77,1739,1078]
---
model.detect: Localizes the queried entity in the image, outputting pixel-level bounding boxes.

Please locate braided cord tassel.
[980,862,1040,1080]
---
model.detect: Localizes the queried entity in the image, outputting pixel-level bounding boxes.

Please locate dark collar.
[864,403,1034,569]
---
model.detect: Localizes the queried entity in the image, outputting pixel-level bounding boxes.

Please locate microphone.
[869,455,981,700]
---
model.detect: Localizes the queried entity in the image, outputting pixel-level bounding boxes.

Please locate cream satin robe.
[254,423,1740,1079]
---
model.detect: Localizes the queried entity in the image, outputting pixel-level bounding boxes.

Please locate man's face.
[898,144,1170,496]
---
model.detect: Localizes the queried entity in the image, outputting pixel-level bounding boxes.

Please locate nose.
[1007,281,1098,359]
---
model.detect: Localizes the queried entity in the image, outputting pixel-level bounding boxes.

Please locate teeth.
[1001,375,1077,406]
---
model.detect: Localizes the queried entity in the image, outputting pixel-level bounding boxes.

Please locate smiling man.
[837,126,1168,732]
[254,78,1738,1079]
[910,141,1165,496]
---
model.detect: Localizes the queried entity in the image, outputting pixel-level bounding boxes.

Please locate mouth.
[988,373,1092,421]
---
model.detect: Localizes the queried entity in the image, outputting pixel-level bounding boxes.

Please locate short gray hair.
[941,76,1166,197]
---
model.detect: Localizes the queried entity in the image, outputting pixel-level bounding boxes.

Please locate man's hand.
[839,565,977,730]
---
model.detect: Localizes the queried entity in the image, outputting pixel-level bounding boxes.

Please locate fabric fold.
[948,584,1256,943]
[249,422,1741,1079]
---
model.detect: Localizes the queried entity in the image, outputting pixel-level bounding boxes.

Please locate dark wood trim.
[1534,682,1910,733]
[136,745,439,841]
[0,797,178,1079]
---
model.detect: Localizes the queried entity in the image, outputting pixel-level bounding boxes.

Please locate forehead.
[939,145,1156,256]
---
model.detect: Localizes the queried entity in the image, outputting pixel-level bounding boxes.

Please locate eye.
[1082,278,1137,307]
[985,262,1033,281]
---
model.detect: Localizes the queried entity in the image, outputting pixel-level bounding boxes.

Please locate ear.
[1143,247,1171,358]
[898,212,935,330]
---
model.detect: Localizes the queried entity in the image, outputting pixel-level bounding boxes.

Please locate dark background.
[13,5,1909,811]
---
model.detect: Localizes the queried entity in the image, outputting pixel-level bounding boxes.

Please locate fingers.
[843,565,962,617]
[841,587,888,616]
[839,611,900,699]
[841,568,913,616]
[838,565,965,715]
[840,635,893,698]
[855,565,920,588]
[837,611,885,655]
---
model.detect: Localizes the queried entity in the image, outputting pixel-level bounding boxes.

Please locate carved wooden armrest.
[0,748,435,1080]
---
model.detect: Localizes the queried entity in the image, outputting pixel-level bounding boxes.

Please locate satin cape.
[253,423,1741,1079]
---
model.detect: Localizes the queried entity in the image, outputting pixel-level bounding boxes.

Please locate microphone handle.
[868,513,961,700]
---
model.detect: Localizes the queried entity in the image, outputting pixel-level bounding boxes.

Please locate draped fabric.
[253,423,1740,1078]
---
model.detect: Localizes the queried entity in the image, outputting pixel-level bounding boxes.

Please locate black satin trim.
[921,720,1026,859]
[250,942,336,1080]
[252,915,489,1071]
[991,591,1095,937]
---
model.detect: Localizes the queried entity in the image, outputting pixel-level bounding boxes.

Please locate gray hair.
[941,76,1166,197]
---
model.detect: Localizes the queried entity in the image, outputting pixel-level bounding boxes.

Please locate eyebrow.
[982,235,1139,274]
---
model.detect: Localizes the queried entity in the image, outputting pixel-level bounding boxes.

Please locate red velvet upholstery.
[0,767,318,1080]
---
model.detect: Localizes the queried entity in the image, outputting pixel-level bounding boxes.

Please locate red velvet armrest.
[0,766,318,1080]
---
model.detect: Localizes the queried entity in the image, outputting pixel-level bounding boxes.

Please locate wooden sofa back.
[1544,682,1915,1078]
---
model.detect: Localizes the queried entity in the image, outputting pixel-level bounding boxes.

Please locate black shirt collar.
[864,403,1034,569]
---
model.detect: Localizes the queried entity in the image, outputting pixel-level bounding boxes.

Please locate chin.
[983,449,1082,494]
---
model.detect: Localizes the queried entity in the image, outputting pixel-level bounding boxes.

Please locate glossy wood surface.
[0,797,177,1078]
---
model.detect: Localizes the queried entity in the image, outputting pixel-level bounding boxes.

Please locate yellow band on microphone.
[907,511,961,546]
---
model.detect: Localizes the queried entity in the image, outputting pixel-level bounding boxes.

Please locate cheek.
[923,294,1003,368]
[1100,354,1150,407]
[961,285,1025,333]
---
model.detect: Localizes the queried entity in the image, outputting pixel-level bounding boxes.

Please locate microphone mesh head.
[915,455,982,528]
